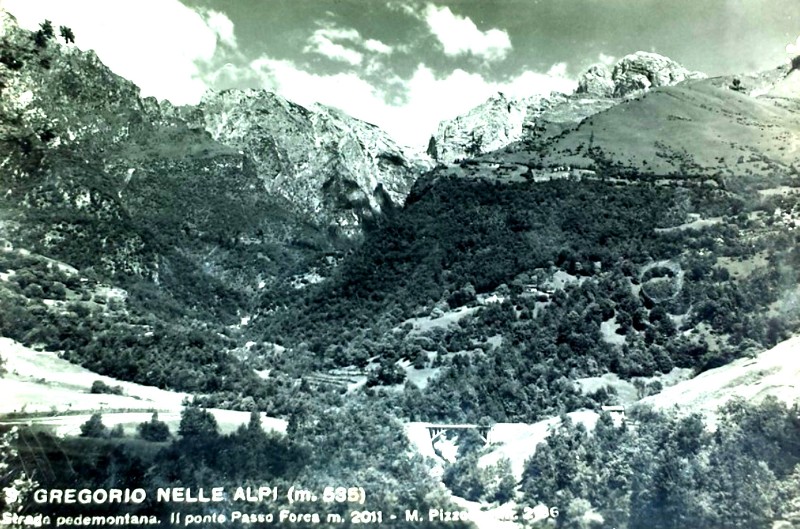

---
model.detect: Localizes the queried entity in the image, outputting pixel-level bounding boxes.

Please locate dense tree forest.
[521,397,800,528]
[252,177,799,423]
[1,175,798,423]
[2,397,799,528]
[1,401,466,528]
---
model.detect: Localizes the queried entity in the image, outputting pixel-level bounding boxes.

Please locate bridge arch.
[425,423,494,446]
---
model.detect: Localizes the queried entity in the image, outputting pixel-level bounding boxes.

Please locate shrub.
[22,283,44,299]
[137,412,171,442]
[59,26,75,44]
[90,380,123,395]
[109,424,125,438]
[0,50,23,70]
[79,413,108,438]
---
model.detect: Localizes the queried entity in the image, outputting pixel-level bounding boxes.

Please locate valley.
[1,10,800,529]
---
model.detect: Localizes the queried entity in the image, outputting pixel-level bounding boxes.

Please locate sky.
[3,0,798,147]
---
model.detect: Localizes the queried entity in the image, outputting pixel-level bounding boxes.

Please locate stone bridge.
[426,423,494,445]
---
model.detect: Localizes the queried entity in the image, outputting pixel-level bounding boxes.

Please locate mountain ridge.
[0,11,427,246]
[429,51,707,163]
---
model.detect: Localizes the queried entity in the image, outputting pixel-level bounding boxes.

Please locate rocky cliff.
[0,12,426,250]
[0,11,430,299]
[576,51,705,98]
[180,89,428,236]
[428,92,533,164]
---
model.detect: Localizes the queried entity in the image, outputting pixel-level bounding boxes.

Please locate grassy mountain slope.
[641,334,800,419]
[539,71,800,185]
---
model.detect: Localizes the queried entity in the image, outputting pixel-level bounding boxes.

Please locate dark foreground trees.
[79,413,107,438]
[520,398,800,529]
[136,412,170,442]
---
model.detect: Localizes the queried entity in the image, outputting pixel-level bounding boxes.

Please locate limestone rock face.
[430,90,621,164]
[576,64,616,98]
[430,92,533,163]
[610,51,705,97]
[184,89,428,236]
[577,52,704,99]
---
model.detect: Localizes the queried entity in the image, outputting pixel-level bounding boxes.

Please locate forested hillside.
[258,174,798,423]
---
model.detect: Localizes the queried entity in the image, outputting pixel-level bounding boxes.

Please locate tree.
[778,466,800,521]
[705,432,779,528]
[109,424,125,438]
[442,452,487,501]
[178,404,218,439]
[521,417,590,504]
[629,441,702,529]
[137,412,171,442]
[632,378,647,399]
[493,458,517,504]
[564,498,602,529]
[367,359,406,386]
[59,26,75,44]
[33,20,54,48]
[80,413,108,438]
[447,283,476,308]
[426,136,438,159]
[22,284,44,299]
[39,20,54,38]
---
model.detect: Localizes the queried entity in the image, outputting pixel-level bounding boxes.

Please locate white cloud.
[201,9,237,49]
[386,0,419,17]
[3,0,231,105]
[318,26,362,42]
[497,69,576,99]
[250,56,385,112]
[421,4,512,62]
[248,57,575,148]
[304,26,394,64]
[546,62,568,77]
[364,38,393,55]
[304,26,364,65]
[598,53,616,66]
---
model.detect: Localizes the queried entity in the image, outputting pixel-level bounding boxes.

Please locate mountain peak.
[576,64,615,98]
[429,51,707,163]
[428,92,539,162]
[186,85,426,234]
[577,51,705,98]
